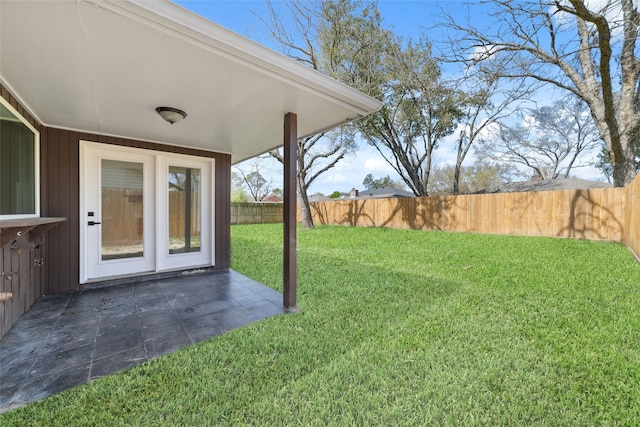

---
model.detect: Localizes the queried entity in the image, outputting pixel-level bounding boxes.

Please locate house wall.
[0,85,47,337]
[1,84,231,337]
[42,128,232,294]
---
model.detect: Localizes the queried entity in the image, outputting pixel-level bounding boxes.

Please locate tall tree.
[231,171,249,203]
[241,171,270,202]
[264,0,386,228]
[358,40,465,196]
[234,158,273,202]
[477,97,601,179]
[444,0,640,186]
[362,173,401,189]
[269,128,356,228]
[452,69,535,194]
[596,143,640,182]
[428,160,516,195]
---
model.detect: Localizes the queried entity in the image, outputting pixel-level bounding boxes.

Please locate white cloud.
[522,113,536,128]
[576,165,608,181]
[553,0,625,38]
[432,145,458,166]
[333,159,356,171]
[468,44,498,63]
[364,158,395,174]
[323,173,348,184]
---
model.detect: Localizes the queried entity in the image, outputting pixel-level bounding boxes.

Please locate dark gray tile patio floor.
[0,270,286,413]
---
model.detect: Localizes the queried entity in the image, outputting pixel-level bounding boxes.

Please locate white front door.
[80,141,214,283]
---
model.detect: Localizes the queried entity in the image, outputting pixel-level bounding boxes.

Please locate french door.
[156,155,212,271]
[80,141,213,283]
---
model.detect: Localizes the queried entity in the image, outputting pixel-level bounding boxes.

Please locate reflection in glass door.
[168,166,201,254]
[101,159,144,260]
[157,156,211,271]
[81,141,155,283]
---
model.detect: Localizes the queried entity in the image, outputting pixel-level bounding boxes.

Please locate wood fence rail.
[231,202,283,225]
[101,194,284,241]
[101,191,203,244]
[307,174,640,262]
[624,174,639,260]
[101,175,639,261]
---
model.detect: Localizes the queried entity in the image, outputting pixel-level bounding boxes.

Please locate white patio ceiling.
[0,0,381,163]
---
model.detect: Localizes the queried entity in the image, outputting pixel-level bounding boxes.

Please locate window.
[0,99,39,218]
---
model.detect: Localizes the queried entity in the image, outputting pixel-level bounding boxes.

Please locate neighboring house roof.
[310,187,414,202]
[261,196,283,203]
[308,195,333,203]
[476,178,613,194]
[352,186,414,199]
[0,0,381,163]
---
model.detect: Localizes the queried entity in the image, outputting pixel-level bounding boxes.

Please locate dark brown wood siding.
[0,84,41,132]
[43,129,232,294]
[215,154,231,269]
[0,84,46,337]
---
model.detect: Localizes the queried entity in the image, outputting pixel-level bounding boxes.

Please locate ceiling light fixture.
[156,106,187,124]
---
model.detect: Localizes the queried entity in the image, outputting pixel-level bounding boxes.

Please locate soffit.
[0,0,381,163]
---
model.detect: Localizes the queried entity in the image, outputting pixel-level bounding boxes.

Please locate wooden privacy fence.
[308,173,640,261]
[101,189,144,244]
[231,203,283,225]
[102,190,202,244]
[101,194,283,241]
[624,175,640,260]
[168,192,201,239]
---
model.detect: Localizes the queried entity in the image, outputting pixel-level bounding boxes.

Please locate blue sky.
[174,0,606,194]
[176,1,460,42]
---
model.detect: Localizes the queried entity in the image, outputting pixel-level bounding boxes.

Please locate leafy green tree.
[362,174,399,189]
[231,171,249,202]
[242,171,270,202]
[231,190,249,203]
[329,191,342,198]
[266,0,470,204]
[358,39,465,196]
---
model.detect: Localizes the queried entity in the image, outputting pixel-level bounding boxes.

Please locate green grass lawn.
[3,224,640,425]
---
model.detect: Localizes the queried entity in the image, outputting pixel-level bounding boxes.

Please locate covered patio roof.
[0,0,381,163]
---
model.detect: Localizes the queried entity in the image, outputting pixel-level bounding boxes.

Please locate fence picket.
[305,175,639,261]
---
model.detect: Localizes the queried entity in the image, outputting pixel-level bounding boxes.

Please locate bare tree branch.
[442,0,640,186]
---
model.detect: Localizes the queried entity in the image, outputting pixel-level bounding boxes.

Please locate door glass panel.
[168,166,201,254]
[101,159,144,260]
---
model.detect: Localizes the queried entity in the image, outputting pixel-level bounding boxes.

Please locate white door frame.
[156,154,213,271]
[80,141,214,283]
